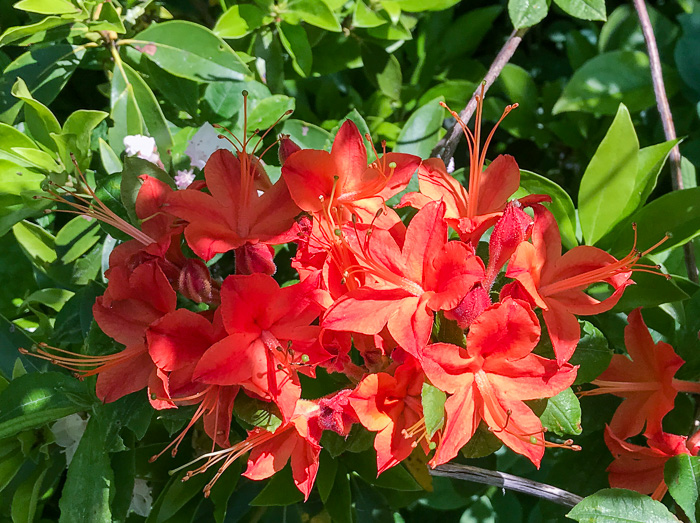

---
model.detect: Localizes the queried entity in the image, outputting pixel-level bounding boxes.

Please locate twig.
[632,0,698,282]
[431,28,528,163]
[430,463,583,508]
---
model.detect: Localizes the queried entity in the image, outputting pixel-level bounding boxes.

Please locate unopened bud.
[178,259,216,304]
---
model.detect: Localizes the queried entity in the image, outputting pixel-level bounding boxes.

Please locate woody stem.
[430,463,583,507]
[632,0,698,283]
[431,27,528,163]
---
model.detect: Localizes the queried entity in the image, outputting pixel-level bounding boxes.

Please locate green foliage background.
[1,0,700,521]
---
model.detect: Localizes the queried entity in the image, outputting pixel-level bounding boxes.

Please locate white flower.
[50,413,88,465]
[185,123,233,170]
[124,135,161,165]
[129,478,153,517]
[174,169,196,190]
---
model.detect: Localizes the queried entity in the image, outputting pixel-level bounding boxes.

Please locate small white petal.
[185,123,233,170]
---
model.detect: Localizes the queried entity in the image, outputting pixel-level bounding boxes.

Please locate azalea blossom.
[581,308,700,439]
[124,134,161,166]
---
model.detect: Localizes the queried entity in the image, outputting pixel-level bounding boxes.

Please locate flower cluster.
[28,96,673,500]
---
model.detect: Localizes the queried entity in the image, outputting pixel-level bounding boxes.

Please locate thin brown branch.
[430,463,583,508]
[431,27,528,163]
[632,0,698,282]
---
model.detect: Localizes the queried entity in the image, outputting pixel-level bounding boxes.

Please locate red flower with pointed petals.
[282,119,420,229]
[193,274,328,420]
[322,201,484,357]
[349,358,430,474]
[165,149,300,262]
[605,426,700,500]
[505,204,637,363]
[421,298,577,467]
[582,308,700,439]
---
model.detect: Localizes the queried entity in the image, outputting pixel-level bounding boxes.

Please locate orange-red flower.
[421,298,578,467]
[605,426,700,500]
[582,308,700,439]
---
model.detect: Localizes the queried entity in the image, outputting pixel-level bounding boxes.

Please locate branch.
[431,28,528,163]
[430,463,583,508]
[632,0,698,283]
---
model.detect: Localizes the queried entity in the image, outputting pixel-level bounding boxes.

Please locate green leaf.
[508,0,548,28]
[0,16,76,47]
[362,46,402,100]
[612,269,690,310]
[110,61,173,165]
[665,454,700,523]
[55,215,101,264]
[0,123,41,167]
[460,423,502,459]
[441,6,502,60]
[325,466,352,523]
[248,95,295,130]
[98,138,121,175]
[519,169,578,249]
[59,406,116,523]
[204,81,244,119]
[610,187,700,257]
[21,288,74,311]
[209,462,242,523]
[0,371,92,439]
[421,382,445,438]
[553,0,606,21]
[119,156,174,223]
[347,450,422,491]
[316,451,338,503]
[0,314,40,379]
[353,1,387,28]
[11,461,48,523]
[131,21,251,82]
[567,488,680,522]
[214,4,267,38]
[0,44,84,124]
[278,22,312,77]
[11,77,61,152]
[395,97,444,158]
[553,51,660,115]
[578,104,639,245]
[396,0,461,12]
[62,110,108,161]
[89,1,125,33]
[12,0,79,15]
[675,13,700,95]
[281,0,341,32]
[11,147,60,172]
[146,468,209,523]
[571,321,612,385]
[280,119,332,150]
[94,172,132,241]
[539,388,582,436]
[0,443,24,492]
[250,465,304,506]
[12,220,56,267]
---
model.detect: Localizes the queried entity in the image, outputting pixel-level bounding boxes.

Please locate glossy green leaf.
[110,61,172,165]
[0,123,40,167]
[567,488,680,522]
[204,81,245,118]
[570,321,612,385]
[61,109,108,170]
[278,22,312,77]
[539,388,582,436]
[131,21,251,82]
[395,97,444,158]
[665,454,700,523]
[553,0,606,21]
[248,95,295,130]
[0,44,84,123]
[519,169,578,249]
[11,147,59,172]
[0,16,76,47]
[11,77,61,152]
[346,450,422,491]
[55,215,101,264]
[361,46,402,100]
[553,51,659,115]
[325,466,352,523]
[281,0,341,32]
[214,4,267,38]
[611,187,700,257]
[508,0,548,28]
[0,444,23,492]
[21,288,74,311]
[421,382,445,438]
[209,462,242,523]
[0,371,92,439]
[316,451,338,503]
[353,1,387,28]
[612,265,689,310]
[120,156,174,223]
[441,6,502,60]
[12,220,56,267]
[460,423,503,459]
[89,1,125,33]
[98,138,121,175]
[13,0,79,15]
[579,104,639,245]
